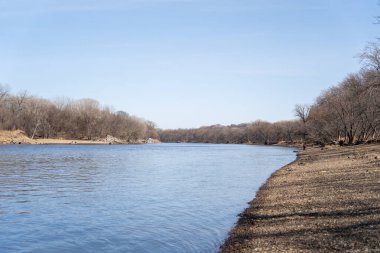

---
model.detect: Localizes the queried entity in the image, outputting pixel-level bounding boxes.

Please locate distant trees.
[158,120,304,145]
[0,90,158,142]
[2,42,379,145]
[160,43,380,145]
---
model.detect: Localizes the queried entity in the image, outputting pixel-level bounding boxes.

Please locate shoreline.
[0,130,160,145]
[220,144,380,252]
[0,138,137,145]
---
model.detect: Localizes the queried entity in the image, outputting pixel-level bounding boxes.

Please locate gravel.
[220,144,380,253]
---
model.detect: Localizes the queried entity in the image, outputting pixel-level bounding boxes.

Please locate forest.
[159,42,380,145]
[0,43,379,145]
[0,91,159,142]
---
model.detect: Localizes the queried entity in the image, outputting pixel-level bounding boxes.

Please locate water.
[0,143,295,253]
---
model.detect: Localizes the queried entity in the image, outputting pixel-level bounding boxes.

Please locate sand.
[0,130,150,145]
[220,144,380,252]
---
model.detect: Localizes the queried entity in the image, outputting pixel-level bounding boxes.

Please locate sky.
[0,0,378,129]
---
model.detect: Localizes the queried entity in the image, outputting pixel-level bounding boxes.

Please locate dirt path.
[220,144,380,252]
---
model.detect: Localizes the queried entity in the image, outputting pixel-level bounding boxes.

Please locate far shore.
[0,130,159,145]
[25,139,112,145]
[220,144,380,252]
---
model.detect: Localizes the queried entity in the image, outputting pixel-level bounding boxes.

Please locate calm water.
[0,143,295,253]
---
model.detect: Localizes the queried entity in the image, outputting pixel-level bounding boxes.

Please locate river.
[0,143,295,253]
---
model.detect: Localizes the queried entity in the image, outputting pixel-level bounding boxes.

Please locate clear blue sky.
[0,0,378,129]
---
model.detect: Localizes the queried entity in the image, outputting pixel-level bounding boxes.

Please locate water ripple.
[0,144,295,253]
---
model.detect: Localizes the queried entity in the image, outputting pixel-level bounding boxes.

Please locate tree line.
[0,90,158,142]
[158,121,303,144]
[302,42,379,145]
[159,42,380,145]
[1,43,378,145]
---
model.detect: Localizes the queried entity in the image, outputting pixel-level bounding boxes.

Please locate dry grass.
[0,130,35,144]
[0,130,157,144]
[0,130,108,145]
[220,144,380,253]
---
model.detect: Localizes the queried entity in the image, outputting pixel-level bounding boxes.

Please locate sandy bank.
[220,144,380,252]
[0,130,110,145]
[0,130,159,145]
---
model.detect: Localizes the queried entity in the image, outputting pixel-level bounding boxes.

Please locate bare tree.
[146,120,159,139]
[25,98,52,139]
[0,84,10,128]
[294,104,310,124]
[294,104,310,142]
[0,86,157,142]
[0,84,9,103]
[9,90,28,130]
[75,99,101,140]
[360,42,380,71]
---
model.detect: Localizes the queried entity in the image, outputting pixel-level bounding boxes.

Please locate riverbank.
[0,130,159,145]
[220,144,380,252]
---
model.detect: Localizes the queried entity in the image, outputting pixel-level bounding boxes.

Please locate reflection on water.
[0,144,295,253]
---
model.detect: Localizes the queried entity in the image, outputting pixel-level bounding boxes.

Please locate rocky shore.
[220,144,380,252]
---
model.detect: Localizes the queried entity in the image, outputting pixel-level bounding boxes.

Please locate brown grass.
[220,144,380,252]
[0,130,35,144]
[0,130,108,145]
[0,130,159,144]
